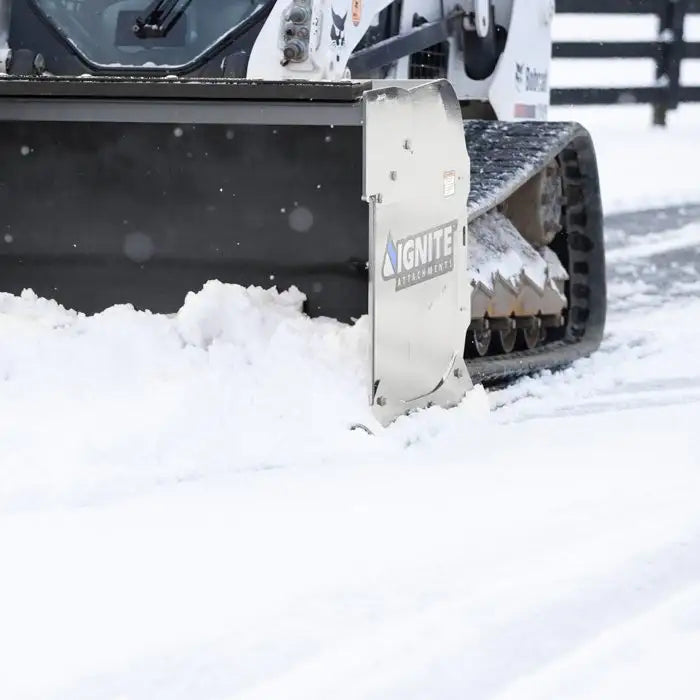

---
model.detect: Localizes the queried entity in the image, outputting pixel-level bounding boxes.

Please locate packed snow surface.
[3,43,700,700]
[3,217,700,698]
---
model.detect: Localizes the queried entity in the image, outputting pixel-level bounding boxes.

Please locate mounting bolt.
[376,396,387,407]
[389,170,398,181]
[454,367,464,379]
[33,53,46,74]
[282,39,306,62]
[288,6,309,22]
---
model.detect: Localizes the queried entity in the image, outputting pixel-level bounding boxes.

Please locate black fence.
[552,0,700,124]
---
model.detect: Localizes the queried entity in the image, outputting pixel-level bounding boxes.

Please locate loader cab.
[5,0,275,75]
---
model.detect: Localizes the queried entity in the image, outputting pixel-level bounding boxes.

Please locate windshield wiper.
[133,0,194,38]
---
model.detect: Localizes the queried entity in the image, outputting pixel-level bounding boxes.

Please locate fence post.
[654,0,688,126]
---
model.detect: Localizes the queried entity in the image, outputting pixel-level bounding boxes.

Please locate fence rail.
[552,0,700,124]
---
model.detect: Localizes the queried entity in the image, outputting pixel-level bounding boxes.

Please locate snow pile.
[0,282,492,510]
[0,283,368,507]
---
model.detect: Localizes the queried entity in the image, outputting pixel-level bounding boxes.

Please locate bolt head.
[283,41,305,60]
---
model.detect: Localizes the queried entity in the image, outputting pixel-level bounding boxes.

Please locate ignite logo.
[382,221,457,291]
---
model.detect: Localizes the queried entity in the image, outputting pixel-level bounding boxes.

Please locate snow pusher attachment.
[0,77,606,425]
[0,77,471,423]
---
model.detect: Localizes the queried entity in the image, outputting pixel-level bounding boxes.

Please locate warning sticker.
[352,0,362,26]
[514,103,548,119]
[443,170,456,197]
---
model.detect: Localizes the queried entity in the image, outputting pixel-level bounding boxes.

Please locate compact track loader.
[0,0,606,424]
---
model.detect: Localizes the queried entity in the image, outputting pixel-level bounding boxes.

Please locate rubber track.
[466,120,580,219]
[463,120,607,385]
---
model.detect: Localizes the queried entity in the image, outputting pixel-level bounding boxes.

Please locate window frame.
[28,0,276,72]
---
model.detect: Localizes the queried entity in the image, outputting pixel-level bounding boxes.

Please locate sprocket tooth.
[471,282,494,319]
[486,275,520,318]
[468,210,568,322]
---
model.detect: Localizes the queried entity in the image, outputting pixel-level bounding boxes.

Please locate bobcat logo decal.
[330,6,347,62]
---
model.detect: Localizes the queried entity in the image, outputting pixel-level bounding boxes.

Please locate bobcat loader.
[0,0,606,425]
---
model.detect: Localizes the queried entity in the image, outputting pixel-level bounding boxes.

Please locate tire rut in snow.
[605,202,700,242]
[604,203,700,313]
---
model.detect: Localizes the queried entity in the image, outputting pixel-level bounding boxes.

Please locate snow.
[2,14,700,700]
[2,241,700,698]
[1,376,699,700]
[494,583,700,700]
[468,212,557,292]
[0,284,376,509]
[605,221,700,263]
[549,103,700,213]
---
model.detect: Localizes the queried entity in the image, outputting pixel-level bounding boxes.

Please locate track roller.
[516,317,544,350]
[466,323,492,358]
